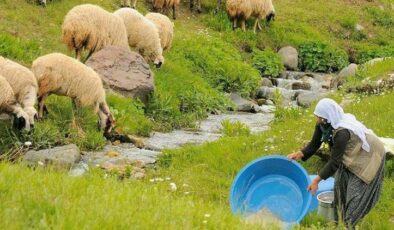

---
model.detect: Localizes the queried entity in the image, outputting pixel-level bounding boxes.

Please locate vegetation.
[252,49,284,78]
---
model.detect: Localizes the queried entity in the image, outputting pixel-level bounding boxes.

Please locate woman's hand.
[287,151,304,161]
[307,176,321,195]
[307,181,319,195]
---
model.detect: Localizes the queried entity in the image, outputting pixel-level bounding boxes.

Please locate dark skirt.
[334,158,385,227]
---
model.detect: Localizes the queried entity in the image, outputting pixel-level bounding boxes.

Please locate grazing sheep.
[189,0,202,13]
[31,53,115,134]
[120,0,137,8]
[226,0,252,31]
[114,8,164,68]
[151,0,180,20]
[145,13,174,51]
[226,0,275,33]
[0,75,31,130]
[62,4,130,61]
[0,56,38,127]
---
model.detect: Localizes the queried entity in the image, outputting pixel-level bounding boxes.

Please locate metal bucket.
[317,191,335,221]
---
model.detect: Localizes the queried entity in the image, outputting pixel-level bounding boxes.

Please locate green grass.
[1,0,394,228]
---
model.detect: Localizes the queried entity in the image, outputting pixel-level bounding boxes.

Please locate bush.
[252,49,284,78]
[353,45,394,64]
[367,7,394,28]
[220,120,251,137]
[298,41,349,72]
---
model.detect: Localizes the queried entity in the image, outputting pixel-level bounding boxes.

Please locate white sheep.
[0,75,31,130]
[226,0,275,33]
[120,0,137,8]
[151,0,180,20]
[0,56,38,127]
[145,12,174,51]
[62,4,130,61]
[114,8,164,68]
[31,53,115,134]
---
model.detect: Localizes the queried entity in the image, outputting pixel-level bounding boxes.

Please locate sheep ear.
[13,114,26,130]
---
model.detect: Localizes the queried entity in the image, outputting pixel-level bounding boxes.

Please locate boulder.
[23,144,81,169]
[261,77,273,87]
[229,93,257,112]
[86,46,154,104]
[292,81,311,90]
[278,46,298,71]
[296,91,327,108]
[339,64,358,78]
[256,87,295,106]
[355,24,364,32]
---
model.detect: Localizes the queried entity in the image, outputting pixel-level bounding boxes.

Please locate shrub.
[220,119,251,137]
[252,49,284,78]
[353,45,394,64]
[298,41,349,72]
[367,7,394,28]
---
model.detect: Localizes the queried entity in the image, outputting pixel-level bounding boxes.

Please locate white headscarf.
[314,98,375,152]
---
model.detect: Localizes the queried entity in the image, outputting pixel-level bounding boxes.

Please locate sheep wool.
[145,12,174,51]
[62,4,130,61]
[250,0,275,32]
[0,56,38,126]
[0,75,30,130]
[114,8,164,67]
[31,53,114,134]
[152,0,180,20]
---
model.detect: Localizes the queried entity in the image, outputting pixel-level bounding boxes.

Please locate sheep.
[151,0,180,20]
[31,53,115,135]
[189,0,202,13]
[114,8,164,68]
[120,0,137,8]
[0,56,38,127]
[0,75,31,130]
[145,13,174,51]
[226,0,275,33]
[226,0,252,31]
[62,4,130,61]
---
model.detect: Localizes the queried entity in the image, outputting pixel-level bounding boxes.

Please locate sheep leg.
[257,20,263,31]
[233,18,237,30]
[21,87,38,126]
[131,0,136,8]
[253,19,258,33]
[37,94,48,119]
[241,20,246,32]
[214,0,221,14]
[75,49,81,61]
[172,5,177,20]
[98,102,114,135]
[197,0,202,13]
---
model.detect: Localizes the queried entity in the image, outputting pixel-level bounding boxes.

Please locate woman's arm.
[301,124,323,161]
[318,129,350,180]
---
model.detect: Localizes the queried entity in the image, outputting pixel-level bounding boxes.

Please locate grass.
[1,0,394,228]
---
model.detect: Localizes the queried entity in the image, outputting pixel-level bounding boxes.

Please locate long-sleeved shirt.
[301,124,351,180]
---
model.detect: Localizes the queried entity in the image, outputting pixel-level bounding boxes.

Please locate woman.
[288,98,386,227]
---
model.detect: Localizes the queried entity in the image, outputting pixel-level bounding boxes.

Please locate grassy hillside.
[0,0,394,229]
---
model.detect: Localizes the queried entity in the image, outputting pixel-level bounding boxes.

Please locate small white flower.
[37,161,44,166]
[165,177,171,181]
[202,220,208,224]
[184,192,190,195]
[170,182,177,191]
[24,141,32,146]
[204,214,211,218]
[155,177,164,182]
[149,179,155,183]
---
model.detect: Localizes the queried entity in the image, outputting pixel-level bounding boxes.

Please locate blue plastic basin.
[229,155,312,224]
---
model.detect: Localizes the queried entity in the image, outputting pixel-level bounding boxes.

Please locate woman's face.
[315,116,325,124]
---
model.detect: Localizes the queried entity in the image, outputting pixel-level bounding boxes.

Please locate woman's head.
[314,98,344,127]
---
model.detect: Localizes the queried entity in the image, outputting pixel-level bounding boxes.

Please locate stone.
[278,46,298,71]
[261,78,273,87]
[256,98,267,106]
[256,86,296,106]
[86,46,154,104]
[23,144,81,169]
[296,91,327,108]
[229,92,257,112]
[292,82,311,90]
[365,57,394,66]
[69,162,89,177]
[355,24,364,31]
[339,64,358,78]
